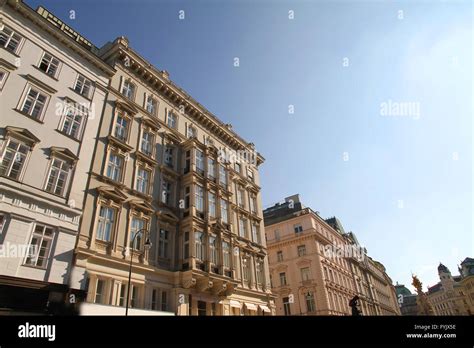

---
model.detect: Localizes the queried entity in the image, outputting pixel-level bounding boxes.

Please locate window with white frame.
[60,103,86,140]
[223,241,230,268]
[187,125,196,139]
[135,166,151,194]
[301,267,311,281]
[161,180,171,205]
[220,199,228,224]
[0,68,9,90]
[195,185,204,212]
[140,130,154,156]
[0,138,30,180]
[208,192,216,218]
[24,224,54,268]
[251,224,259,243]
[20,85,48,120]
[239,218,246,238]
[0,25,23,53]
[130,216,145,250]
[234,162,241,173]
[195,231,205,261]
[94,279,106,304]
[294,224,303,233]
[96,205,116,242]
[250,196,257,214]
[145,95,157,115]
[121,80,135,100]
[164,146,173,167]
[158,229,169,258]
[256,259,264,285]
[306,292,316,312]
[237,188,244,208]
[73,73,93,99]
[106,151,124,182]
[207,158,215,179]
[114,112,129,142]
[45,157,70,196]
[219,164,227,186]
[247,168,254,182]
[242,258,250,282]
[209,235,218,265]
[167,112,177,129]
[195,149,204,174]
[297,244,306,257]
[38,52,60,78]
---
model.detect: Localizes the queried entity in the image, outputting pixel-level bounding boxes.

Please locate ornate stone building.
[74,36,274,315]
[0,1,113,313]
[264,194,400,315]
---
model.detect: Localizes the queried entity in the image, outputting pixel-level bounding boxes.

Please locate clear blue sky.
[26,0,472,292]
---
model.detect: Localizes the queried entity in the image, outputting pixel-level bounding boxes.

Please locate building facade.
[74,36,274,315]
[395,284,419,316]
[0,0,113,313]
[427,258,474,316]
[264,194,400,316]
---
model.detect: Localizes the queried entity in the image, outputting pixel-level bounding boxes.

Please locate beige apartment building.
[264,195,400,316]
[427,258,474,316]
[0,0,113,313]
[74,35,274,315]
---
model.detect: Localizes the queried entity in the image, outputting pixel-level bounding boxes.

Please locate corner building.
[75,36,274,315]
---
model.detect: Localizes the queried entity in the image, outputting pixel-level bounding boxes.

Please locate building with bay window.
[0,0,113,313]
[75,35,274,315]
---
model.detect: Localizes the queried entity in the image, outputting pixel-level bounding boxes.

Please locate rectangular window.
[237,189,244,208]
[74,74,93,98]
[242,259,250,282]
[106,152,124,182]
[38,52,60,78]
[209,235,218,265]
[279,272,287,286]
[121,80,135,100]
[247,169,254,182]
[21,86,48,120]
[161,180,171,205]
[184,186,190,209]
[119,283,126,307]
[140,131,154,156]
[45,158,70,196]
[61,103,85,139]
[208,192,216,218]
[297,245,306,257]
[161,291,168,311]
[135,166,150,194]
[114,113,129,142]
[96,206,115,242]
[294,224,303,233]
[306,292,316,313]
[283,297,291,315]
[277,251,283,262]
[164,146,173,168]
[184,150,190,173]
[24,224,54,268]
[223,241,230,268]
[238,218,246,238]
[207,158,215,179]
[130,284,138,308]
[220,199,228,223]
[0,215,5,235]
[301,267,311,281]
[256,260,263,285]
[234,162,241,173]
[167,112,177,128]
[195,231,204,261]
[251,224,259,243]
[151,289,158,310]
[187,125,196,139]
[274,230,280,240]
[95,279,105,304]
[0,139,30,180]
[195,149,204,174]
[158,229,169,258]
[249,196,257,214]
[219,164,227,187]
[195,185,204,212]
[146,95,157,115]
[0,26,22,53]
[130,217,145,250]
[0,69,9,90]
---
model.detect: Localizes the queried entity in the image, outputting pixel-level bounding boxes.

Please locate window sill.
[14,108,44,123]
[55,129,81,142]
[1,46,21,58]
[32,65,59,81]
[21,263,48,271]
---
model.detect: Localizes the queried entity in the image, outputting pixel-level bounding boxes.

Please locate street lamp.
[125,228,152,316]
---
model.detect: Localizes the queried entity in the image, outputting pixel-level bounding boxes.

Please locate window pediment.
[128,199,154,214]
[50,146,78,163]
[96,186,127,202]
[5,126,40,147]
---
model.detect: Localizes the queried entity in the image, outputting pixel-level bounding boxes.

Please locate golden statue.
[412,274,434,315]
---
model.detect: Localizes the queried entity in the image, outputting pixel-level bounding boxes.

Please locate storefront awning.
[245,302,258,311]
[259,305,271,313]
[230,300,242,309]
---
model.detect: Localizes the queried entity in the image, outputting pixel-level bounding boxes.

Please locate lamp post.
[125,228,152,316]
